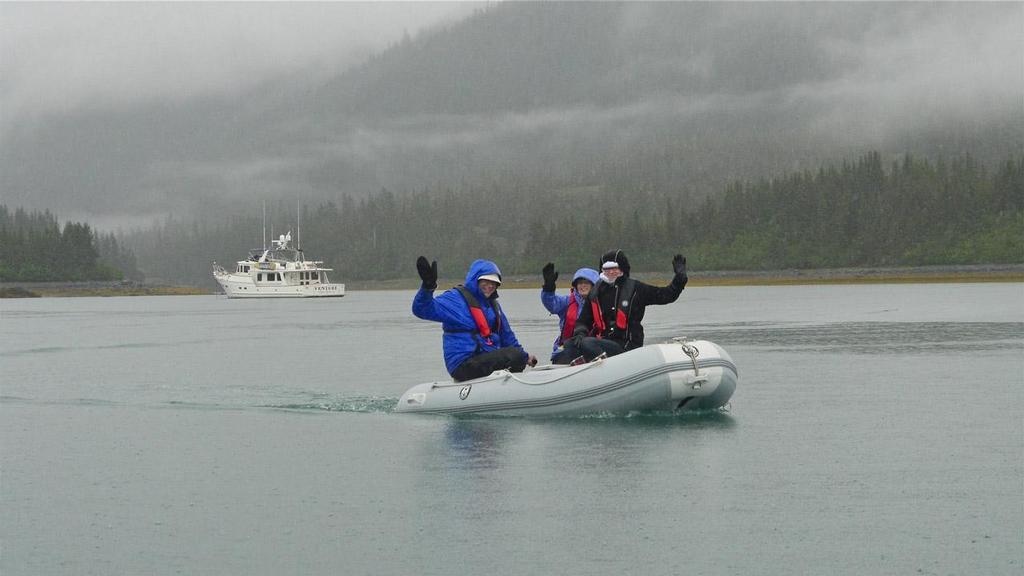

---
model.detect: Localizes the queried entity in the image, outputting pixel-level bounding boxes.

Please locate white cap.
[601,261,620,270]
[478,273,502,285]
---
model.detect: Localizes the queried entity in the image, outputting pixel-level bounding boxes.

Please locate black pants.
[451,347,527,382]
[555,337,625,364]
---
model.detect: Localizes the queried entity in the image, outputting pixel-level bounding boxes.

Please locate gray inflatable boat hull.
[395,339,737,416]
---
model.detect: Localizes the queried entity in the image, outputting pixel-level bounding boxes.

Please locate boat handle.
[672,337,701,376]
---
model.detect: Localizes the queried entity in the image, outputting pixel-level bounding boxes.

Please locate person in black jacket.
[563,249,688,362]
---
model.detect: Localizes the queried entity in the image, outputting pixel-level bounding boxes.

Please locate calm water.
[2,284,1022,575]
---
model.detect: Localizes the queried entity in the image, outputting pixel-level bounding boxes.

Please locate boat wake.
[265,395,399,414]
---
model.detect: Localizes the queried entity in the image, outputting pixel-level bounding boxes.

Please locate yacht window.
[311,272,319,281]
[257,273,263,281]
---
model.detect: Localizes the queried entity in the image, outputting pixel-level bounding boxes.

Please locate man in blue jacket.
[540,263,600,364]
[413,256,537,382]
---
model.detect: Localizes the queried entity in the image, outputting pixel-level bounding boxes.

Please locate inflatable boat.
[395,338,737,416]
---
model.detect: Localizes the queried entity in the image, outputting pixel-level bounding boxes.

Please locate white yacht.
[212,232,345,298]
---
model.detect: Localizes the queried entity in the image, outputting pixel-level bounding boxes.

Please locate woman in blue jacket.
[413,256,537,382]
[540,263,599,364]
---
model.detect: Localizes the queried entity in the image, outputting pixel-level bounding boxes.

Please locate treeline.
[518,152,1023,273]
[0,205,142,282]
[678,152,1023,270]
[122,151,1022,287]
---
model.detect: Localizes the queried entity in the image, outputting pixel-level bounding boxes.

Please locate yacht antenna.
[297,198,301,251]
[262,200,267,251]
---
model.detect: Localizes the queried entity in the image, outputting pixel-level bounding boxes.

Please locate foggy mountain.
[2,1,1021,230]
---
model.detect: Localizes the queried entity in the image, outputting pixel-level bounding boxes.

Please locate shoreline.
[0,283,211,298]
[2,264,1021,297]
[346,263,1024,290]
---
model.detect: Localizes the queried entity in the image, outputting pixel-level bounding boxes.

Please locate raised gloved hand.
[672,254,688,287]
[542,262,558,292]
[416,256,438,290]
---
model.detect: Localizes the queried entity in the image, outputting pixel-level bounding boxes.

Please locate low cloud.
[2,2,1020,230]
[0,2,477,127]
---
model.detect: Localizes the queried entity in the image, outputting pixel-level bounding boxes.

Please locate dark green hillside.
[7,2,1021,286]
[4,2,1020,224]
[327,2,882,116]
[300,1,1023,203]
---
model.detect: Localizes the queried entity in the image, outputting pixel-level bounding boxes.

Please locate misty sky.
[0,2,479,127]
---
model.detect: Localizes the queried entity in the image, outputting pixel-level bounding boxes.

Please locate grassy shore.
[3,265,1020,297]
[32,286,212,297]
[0,284,211,298]
[682,272,1024,287]
[346,264,1024,290]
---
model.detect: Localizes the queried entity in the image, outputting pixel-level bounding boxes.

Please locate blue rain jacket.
[413,259,527,375]
[540,267,600,359]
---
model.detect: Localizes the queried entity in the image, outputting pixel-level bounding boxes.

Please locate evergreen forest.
[118,151,1022,287]
[0,205,142,282]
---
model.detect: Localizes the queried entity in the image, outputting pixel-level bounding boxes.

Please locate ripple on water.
[675,321,1023,354]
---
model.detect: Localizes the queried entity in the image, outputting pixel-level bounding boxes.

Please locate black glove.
[542,262,558,292]
[568,334,585,349]
[672,254,688,287]
[416,256,438,290]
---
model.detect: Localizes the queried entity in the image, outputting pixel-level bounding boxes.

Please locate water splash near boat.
[265,395,399,413]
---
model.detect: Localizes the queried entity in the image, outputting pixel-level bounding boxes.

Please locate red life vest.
[588,279,633,337]
[588,299,606,336]
[560,291,582,343]
[455,286,501,346]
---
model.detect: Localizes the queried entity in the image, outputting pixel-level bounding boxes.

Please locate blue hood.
[464,259,502,300]
[572,268,599,287]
